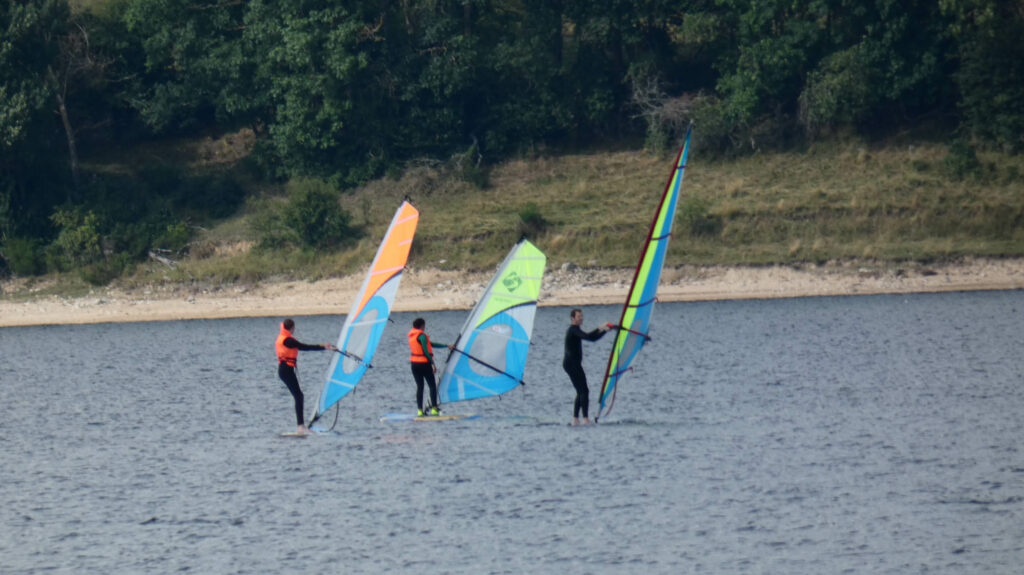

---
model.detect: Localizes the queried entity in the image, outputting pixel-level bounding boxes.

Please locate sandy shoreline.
[1,257,1022,327]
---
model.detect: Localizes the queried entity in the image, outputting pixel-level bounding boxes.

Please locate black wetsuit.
[562,325,607,418]
[411,333,448,411]
[278,337,327,426]
[411,362,439,411]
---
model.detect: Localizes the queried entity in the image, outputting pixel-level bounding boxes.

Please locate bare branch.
[631,76,696,135]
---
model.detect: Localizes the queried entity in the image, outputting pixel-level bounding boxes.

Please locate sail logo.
[502,271,522,292]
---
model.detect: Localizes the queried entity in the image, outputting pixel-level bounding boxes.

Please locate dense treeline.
[2,0,1023,280]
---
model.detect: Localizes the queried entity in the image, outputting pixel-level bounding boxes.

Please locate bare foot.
[582,417,593,425]
[571,418,580,426]
[296,425,311,435]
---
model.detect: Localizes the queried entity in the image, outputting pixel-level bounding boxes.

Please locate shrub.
[943,138,982,180]
[798,46,875,136]
[645,123,672,154]
[678,197,722,237]
[454,143,489,189]
[154,221,192,253]
[248,196,292,251]
[283,179,356,249]
[689,95,736,157]
[244,140,289,183]
[518,202,548,235]
[49,208,103,267]
[460,163,490,189]
[79,253,133,286]
[2,237,46,276]
[107,220,161,260]
[630,79,693,154]
[189,240,216,260]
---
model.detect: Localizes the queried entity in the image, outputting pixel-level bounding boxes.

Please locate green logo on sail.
[503,271,522,292]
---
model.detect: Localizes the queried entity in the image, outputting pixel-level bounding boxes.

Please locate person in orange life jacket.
[563,308,611,426]
[276,318,336,434]
[408,317,452,416]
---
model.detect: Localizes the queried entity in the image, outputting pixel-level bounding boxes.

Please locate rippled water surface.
[2,291,1023,574]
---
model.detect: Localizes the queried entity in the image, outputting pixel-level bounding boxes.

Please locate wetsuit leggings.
[411,362,439,410]
[278,363,304,426]
[563,361,589,418]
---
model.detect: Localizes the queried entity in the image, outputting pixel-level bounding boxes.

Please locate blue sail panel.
[440,306,533,403]
[318,287,393,413]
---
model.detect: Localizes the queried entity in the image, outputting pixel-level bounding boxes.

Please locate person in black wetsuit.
[275,318,336,434]
[408,317,452,416]
[563,308,611,425]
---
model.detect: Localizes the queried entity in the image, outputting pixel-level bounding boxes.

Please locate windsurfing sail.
[309,200,419,425]
[596,124,692,420]
[437,238,546,404]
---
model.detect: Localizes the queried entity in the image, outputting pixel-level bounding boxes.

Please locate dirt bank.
[2,258,1021,327]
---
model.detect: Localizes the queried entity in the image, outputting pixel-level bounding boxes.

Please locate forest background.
[2,0,1023,300]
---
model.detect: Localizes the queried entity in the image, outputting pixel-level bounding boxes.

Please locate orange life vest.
[408,328,433,363]
[276,324,299,367]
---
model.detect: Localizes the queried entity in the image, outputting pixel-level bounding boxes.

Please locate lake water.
[1,291,1022,574]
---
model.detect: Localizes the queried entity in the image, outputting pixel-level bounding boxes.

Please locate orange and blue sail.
[437,238,546,403]
[597,125,692,420]
[311,200,419,424]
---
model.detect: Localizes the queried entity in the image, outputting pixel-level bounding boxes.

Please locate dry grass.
[375,141,1024,270]
[111,140,1024,288]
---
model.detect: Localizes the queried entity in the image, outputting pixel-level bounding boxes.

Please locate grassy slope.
[304,143,1016,267]
[89,138,1024,289]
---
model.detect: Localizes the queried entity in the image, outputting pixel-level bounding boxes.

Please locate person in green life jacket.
[407,317,452,416]
[275,318,336,434]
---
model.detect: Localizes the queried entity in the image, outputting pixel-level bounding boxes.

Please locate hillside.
[3,135,1024,314]
[158,137,1024,281]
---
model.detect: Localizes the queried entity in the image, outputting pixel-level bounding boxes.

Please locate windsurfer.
[276,318,336,434]
[563,308,611,425]
[408,317,451,416]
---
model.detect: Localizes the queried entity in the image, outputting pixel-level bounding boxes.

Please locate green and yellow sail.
[597,125,692,420]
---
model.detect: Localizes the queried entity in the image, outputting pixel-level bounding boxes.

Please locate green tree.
[0,1,65,151]
[942,0,1024,151]
[243,0,386,181]
[120,0,251,132]
[50,12,118,197]
[0,0,70,241]
[385,0,482,158]
[701,0,954,149]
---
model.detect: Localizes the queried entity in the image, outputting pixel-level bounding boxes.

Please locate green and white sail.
[437,238,546,403]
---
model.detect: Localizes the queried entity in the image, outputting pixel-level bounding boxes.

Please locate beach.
[1,257,1022,327]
